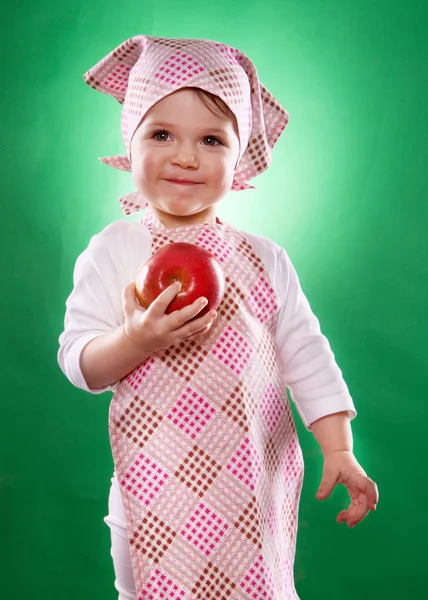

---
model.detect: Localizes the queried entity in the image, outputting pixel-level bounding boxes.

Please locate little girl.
[58,34,378,600]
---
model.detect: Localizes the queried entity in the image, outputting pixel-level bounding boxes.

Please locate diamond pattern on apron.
[108,209,304,599]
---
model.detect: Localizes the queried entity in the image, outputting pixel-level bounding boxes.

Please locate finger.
[181,310,217,338]
[365,480,379,509]
[169,296,210,329]
[183,317,215,340]
[336,510,349,524]
[149,281,183,316]
[349,475,379,511]
[123,282,140,312]
[351,493,369,527]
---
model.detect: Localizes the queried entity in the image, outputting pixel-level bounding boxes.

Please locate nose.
[171,142,199,168]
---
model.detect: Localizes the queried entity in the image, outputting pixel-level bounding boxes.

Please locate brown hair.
[188,87,239,136]
[131,87,240,163]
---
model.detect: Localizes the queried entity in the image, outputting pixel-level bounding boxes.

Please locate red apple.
[135,242,225,320]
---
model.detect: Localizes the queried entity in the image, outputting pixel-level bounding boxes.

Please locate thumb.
[122,281,139,311]
[316,468,338,500]
[316,484,333,500]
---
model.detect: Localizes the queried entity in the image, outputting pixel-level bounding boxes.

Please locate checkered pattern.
[267,501,280,538]
[155,51,204,86]
[257,330,277,377]
[192,562,237,599]
[175,444,222,499]
[249,276,278,324]
[108,212,303,599]
[234,496,263,549]
[83,35,289,215]
[226,436,261,492]
[129,509,177,564]
[160,341,206,383]
[212,326,253,376]
[121,453,169,507]
[140,568,186,600]
[126,357,156,391]
[263,438,280,482]
[216,281,243,321]
[110,395,163,450]
[221,382,252,432]
[239,555,276,600]
[282,438,304,488]
[105,62,131,95]
[260,383,285,433]
[280,553,296,596]
[195,229,234,264]
[181,502,229,556]
[166,387,216,439]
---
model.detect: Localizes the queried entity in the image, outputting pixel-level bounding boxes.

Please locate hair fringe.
[188,87,238,133]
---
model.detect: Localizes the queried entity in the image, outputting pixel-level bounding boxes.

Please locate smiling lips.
[166,179,202,186]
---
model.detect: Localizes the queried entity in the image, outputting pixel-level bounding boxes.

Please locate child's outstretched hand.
[122,280,217,355]
[315,450,379,528]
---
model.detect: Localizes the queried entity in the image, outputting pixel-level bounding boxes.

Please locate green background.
[1,0,427,597]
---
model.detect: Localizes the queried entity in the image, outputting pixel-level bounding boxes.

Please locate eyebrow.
[145,122,229,135]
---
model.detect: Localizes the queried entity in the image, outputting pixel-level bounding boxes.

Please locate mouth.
[165,179,202,186]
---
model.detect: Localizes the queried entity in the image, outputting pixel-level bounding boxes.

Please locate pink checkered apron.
[108,209,304,599]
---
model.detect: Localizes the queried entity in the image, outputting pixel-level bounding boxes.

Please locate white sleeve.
[274,247,357,430]
[57,221,151,394]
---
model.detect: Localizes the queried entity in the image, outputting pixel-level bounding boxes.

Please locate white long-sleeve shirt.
[58,219,357,431]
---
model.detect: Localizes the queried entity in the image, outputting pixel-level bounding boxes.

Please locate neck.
[147,206,218,228]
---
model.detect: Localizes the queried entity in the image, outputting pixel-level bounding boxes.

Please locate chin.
[155,202,202,215]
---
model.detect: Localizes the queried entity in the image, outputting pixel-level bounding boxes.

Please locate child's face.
[130,88,240,227]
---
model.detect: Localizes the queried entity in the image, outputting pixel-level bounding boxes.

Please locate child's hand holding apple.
[122,242,224,354]
[121,280,217,354]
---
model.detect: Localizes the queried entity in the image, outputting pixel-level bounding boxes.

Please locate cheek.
[209,152,234,176]
[132,152,158,186]
[217,155,238,184]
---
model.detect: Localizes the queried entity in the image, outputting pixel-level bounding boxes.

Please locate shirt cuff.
[64,332,118,395]
[290,392,357,431]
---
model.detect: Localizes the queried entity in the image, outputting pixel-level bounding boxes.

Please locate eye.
[203,136,222,146]
[152,130,171,142]
[151,130,222,146]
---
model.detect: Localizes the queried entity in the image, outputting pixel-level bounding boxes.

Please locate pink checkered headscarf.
[83,35,289,215]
